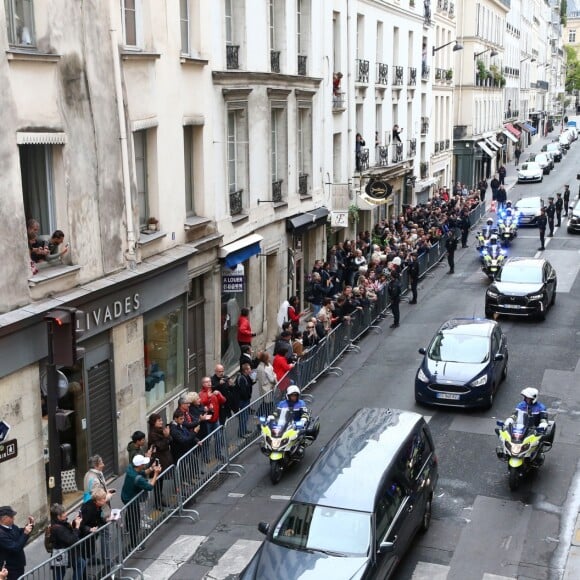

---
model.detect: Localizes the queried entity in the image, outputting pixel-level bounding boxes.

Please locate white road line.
[142,534,205,580]
[482,574,516,580]
[411,561,450,579]
[204,539,262,580]
[271,494,292,500]
[227,492,245,498]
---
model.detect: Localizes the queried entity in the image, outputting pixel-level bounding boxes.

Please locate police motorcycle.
[481,235,506,279]
[496,204,518,246]
[259,386,320,484]
[475,218,497,261]
[495,388,555,491]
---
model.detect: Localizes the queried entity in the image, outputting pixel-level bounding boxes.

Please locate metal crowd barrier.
[22,202,487,578]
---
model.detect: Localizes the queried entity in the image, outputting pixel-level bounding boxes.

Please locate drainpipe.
[110,12,137,269]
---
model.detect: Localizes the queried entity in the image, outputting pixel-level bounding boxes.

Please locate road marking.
[411,561,450,579]
[143,534,205,580]
[204,539,262,579]
[482,574,516,580]
[227,492,245,498]
[271,494,291,500]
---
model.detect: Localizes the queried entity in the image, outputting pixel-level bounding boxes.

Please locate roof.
[291,408,424,512]
[503,257,545,270]
[438,318,496,338]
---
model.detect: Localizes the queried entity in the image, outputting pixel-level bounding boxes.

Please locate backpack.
[44,525,54,552]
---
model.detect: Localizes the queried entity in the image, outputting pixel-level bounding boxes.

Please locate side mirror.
[494,353,504,361]
[258,522,270,535]
[418,347,426,355]
[378,539,397,554]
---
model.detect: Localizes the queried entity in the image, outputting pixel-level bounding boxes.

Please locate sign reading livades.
[222,264,245,293]
[0,439,17,464]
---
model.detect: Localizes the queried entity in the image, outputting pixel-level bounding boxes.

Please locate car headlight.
[528,293,544,301]
[470,375,488,387]
[417,368,429,383]
[487,289,499,298]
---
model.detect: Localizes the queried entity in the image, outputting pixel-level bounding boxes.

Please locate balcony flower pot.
[147,217,159,231]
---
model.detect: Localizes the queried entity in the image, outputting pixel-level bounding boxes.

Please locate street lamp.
[432,40,463,56]
[520,56,536,63]
[474,48,498,59]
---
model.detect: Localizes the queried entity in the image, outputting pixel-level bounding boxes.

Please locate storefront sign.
[331,211,348,228]
[0,439,17,464]
[222,264,245,293]
[84,293,141,331]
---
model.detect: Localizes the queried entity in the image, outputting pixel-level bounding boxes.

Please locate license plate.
[436,393,460,400]
[503,304,523,309]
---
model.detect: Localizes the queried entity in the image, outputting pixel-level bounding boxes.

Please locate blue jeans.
[312,304,322,316]
[238,399,251,436]
[52,557,86,580]
[206,421,224,459]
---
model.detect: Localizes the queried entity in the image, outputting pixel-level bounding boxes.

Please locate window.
[271,104,288,200]
[227,105,249,214]
[225,0,233,45]
[134,130,149,229]
[269,0,276,50]
[296,0,310,62]
[4,0,35,46]
[296,0,303,54]
[144,302,185,410]
[180,0,190,54]
[375,480,406,542]
[20,145,56,234]
[569,30,576,43]
[122,0,141,47]
[297,103,312,193]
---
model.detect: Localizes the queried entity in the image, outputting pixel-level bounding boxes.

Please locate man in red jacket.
[237,308,255,347]
[199,377,227,461]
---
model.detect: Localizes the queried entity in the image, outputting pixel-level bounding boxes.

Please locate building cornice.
[213,70,321,89]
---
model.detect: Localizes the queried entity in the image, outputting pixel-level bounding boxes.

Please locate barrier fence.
[20,201,485,579]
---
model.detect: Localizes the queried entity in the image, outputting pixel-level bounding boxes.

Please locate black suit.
[537,214,547,249]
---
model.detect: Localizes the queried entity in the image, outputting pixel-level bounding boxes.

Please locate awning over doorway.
[502,130,519,143]
[477,140,495,157]
[504,123,521,138]
[487,135,503,149]
[218,233,263,269]
[484,138,499,151]
[518,122,537,135]
[286,207,329,235]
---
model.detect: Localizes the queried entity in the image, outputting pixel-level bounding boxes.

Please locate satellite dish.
[40,371,70,399]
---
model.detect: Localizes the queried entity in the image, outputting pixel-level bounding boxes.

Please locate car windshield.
[516,199,540,209]
[497,266,542,284]
[520,163,534,171]
[547,144,559,152]
[427,332,490,364]
[271,502,371,556]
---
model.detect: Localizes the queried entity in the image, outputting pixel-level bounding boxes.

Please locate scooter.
[481,242,506,279]
[495,409,555,491]
[259,407,320,484]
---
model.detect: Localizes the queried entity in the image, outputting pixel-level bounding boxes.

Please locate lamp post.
[432,40,463,56]
[474,48,498,60]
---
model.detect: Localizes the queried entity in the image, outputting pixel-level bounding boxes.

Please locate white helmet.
[490,234,498,244]
[286,385,301,401]
[521,387,538,404]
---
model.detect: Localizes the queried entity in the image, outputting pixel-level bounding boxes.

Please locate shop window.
[144,303,185,409]
[5,0,35,46]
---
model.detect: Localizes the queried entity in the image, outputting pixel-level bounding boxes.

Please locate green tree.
[565,46,580,93]
[561,0,567,26]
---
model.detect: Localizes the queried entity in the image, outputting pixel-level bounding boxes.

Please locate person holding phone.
[0,506,34,580]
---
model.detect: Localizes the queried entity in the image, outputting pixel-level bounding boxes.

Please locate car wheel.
[502,355,508,381]
[420,496,432,533]
[485,307,494,319]
[537,303,546,321]
[540,176,544,182]
[485,387,495,410]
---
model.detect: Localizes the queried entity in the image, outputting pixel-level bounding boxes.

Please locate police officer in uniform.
[406,251,419,304]
[555,193,563,227]
[537,207,548,251]
[459,209,471,248]
[545,197,556,236]
[563,185,570,217]
[445,231,458,274]
[387,270,402,329]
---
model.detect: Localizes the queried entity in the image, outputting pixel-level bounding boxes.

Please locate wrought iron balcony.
[437,0,444,9]
[408,67,417,86]
[443,0,449,9]
[229,189,244,215]
[270,50,280,73]
[434,142,440,153]
[272,180,283,202]
[439,140,445,151]
[332,92,345,110]
[537,80,549,90]
[376,145,389,167]
[298,55,307,76]
[445,139,450,150]
[408,138,417,157]
[424,4,432,25]
[357,148,370,171]
[299,173,308,196]
[435,68,445,81]
[376,62,389,85]
[393,66,404,86]
[422,63,430,80]
[392,143,403,163]
[356,59,370,83]
[226,44,240,70]
[449,2,455,17]
[420,162,429,179]
[504,109,519,120]
[421,117,429,135]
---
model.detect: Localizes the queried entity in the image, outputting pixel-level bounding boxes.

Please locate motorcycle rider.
[482,217,495,239]
[275,385,310,423]
[505,387,548,431]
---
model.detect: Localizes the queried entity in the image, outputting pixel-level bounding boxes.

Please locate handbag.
[51,548,69,567]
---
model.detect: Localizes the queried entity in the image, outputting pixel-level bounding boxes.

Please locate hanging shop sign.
[222,263,245,293]
[0,439,18,464]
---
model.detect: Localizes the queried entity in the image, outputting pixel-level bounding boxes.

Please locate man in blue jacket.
[0,506,34,580]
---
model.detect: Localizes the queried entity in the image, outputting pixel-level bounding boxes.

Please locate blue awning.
[519,122,537,135]
[219,234,263,269]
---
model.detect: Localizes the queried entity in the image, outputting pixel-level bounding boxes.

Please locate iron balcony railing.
[332,92,345,110]
[537,80,549,90]
[358,148,370,170]
[421,117,429,134]
[299,173,308,196]
[356,58,370,83]
[376,62,389,85]
[434,142,440,153]
[439,140,445,151]
[392,143,403,163]
[272,180,283,202]
[408,138,417,157]
[376,145,389,166]
[437,0,444,9]
[504,109,519,119]
[449,2,455,17]
[270,50,280,73]
[229,189,244,215]
[408,67,417,86]
[298,54,307,75]
[422,63,430,80]
[445,139,450,150]
[435,68,445,81]
[443,0,449,9]
[393,66,404,85]
[226,44,240,69]
[420,162,429,179]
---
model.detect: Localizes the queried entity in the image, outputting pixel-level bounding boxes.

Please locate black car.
[514,196,544,227]
[568,199,580,234]
[414,318,508,409]
[485,257,557,321]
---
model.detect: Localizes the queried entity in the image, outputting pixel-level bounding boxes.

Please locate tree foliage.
[565,46,580,93]
[561,0,567,26]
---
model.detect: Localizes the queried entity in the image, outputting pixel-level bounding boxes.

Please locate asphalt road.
[124,135,580,579]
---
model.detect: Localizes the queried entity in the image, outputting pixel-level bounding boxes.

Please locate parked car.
[517,161,543,183]
[567,126,578,141]
[485,257,557,321]
[515,196,544,226]
[529,152,553,174]
[568,199,580,234]
[414,318,508,409]
[559,131,572,150]
[241,408,439,580]
[541,142,563,162]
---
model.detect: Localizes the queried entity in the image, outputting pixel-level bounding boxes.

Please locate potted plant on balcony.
[476,59,487,86]
[348,203,360,224]
[445,69,453,81]
[147,217,159,231]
